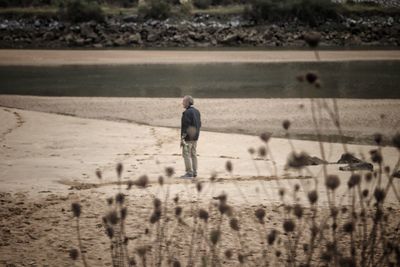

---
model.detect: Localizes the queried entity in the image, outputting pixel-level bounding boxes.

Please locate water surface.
[1,61,399,98]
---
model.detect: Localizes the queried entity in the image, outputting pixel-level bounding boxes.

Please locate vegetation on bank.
[0,0,399,23]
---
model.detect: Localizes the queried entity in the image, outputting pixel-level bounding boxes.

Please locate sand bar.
[1,49,400,65]
[1,106,400,266]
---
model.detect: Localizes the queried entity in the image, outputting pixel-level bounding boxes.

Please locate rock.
[147,33,160,42]
[113,38,126,46]
[128,33,142,44]
[220,33,239,45]
[43,32,55,41]
[123,15,139,23]
[75,38,85,46]
[307,156,328,165]
[80,23,97,40]
[339,162,373,172]
[93,43,103,48]
[337,153,363,164]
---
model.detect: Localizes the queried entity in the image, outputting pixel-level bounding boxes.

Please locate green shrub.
[292,0,338,25]
[62,0,105,23]
[193,0,211,9]
[138,0,171,20]
[246,0,338,25]
[178,1,193,16]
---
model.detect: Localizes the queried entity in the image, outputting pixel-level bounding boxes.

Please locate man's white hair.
[184,95,194,105]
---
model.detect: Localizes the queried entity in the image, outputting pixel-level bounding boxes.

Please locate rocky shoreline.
[0,13,399,48]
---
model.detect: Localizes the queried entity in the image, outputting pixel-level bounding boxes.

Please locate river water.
[1,60,399,98]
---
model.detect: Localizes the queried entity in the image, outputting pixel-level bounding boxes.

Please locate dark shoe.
[180,173,193,179]
[193,172,197,178]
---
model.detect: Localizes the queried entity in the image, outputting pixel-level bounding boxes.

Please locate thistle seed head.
[293,204,303,219]
[106,211,119,225]
[308,190,318,204]
[69,248,79,260]
[165,167,175,177]
[196,181,203,193]
[258,146,267,157]
[365,172,373,182]
[255,208,266,223]
[225,160,233,173]
[347,174,361,188]
[71,202,81,218]
[343,222,354,233]
[158,176,164,186]
[106,226,114,239]
[287,152,310,169]
[260,132,272,143]
[224,249,233,259]
[115,193,125,205]
[95,169,102,179]
[121,207,127,220]
[172,260,181,267]
[198,209,209,222]
[370,149,382,163]
[229,218,240,231]
[325,175,340,190]
[283,219,295,232]
[175,206,182,217]
[303,31,321,48]
[153,198,162,209]
[150,210,161,224]
[282,120,291,130]
[210,229,220,245]
[248,147,255,155]
[374,133,383,145]
[116,163,123,178]
[374,188,385,203]
[267,229,277,245]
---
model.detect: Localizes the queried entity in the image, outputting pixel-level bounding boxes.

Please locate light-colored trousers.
[182,141,197,174]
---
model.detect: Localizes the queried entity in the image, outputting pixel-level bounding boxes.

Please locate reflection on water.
[0,61,399,98]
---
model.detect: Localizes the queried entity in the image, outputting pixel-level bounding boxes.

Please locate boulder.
[339,162,373,172]
[147,33,160,42]
[337,153,363,164]
[128,33,142,44]
[80,23,98,40]
[43,32,55,41]
[220,33,239,45]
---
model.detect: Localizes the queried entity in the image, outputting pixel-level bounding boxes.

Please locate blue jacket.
[181,105,201,141]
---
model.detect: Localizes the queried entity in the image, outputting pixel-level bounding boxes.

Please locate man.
[180,95,201,178]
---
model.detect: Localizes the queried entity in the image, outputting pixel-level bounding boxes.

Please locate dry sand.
[1,49,400,266]
[0,106,399,266]
[1,50,400,66]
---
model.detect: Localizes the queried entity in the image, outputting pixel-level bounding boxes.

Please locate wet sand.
[1,95,399,145]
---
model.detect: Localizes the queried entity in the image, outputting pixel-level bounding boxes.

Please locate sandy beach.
[0,105,399,266]
[0,95,399,145]
[1,50,400,65]
[1,50,400,266]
